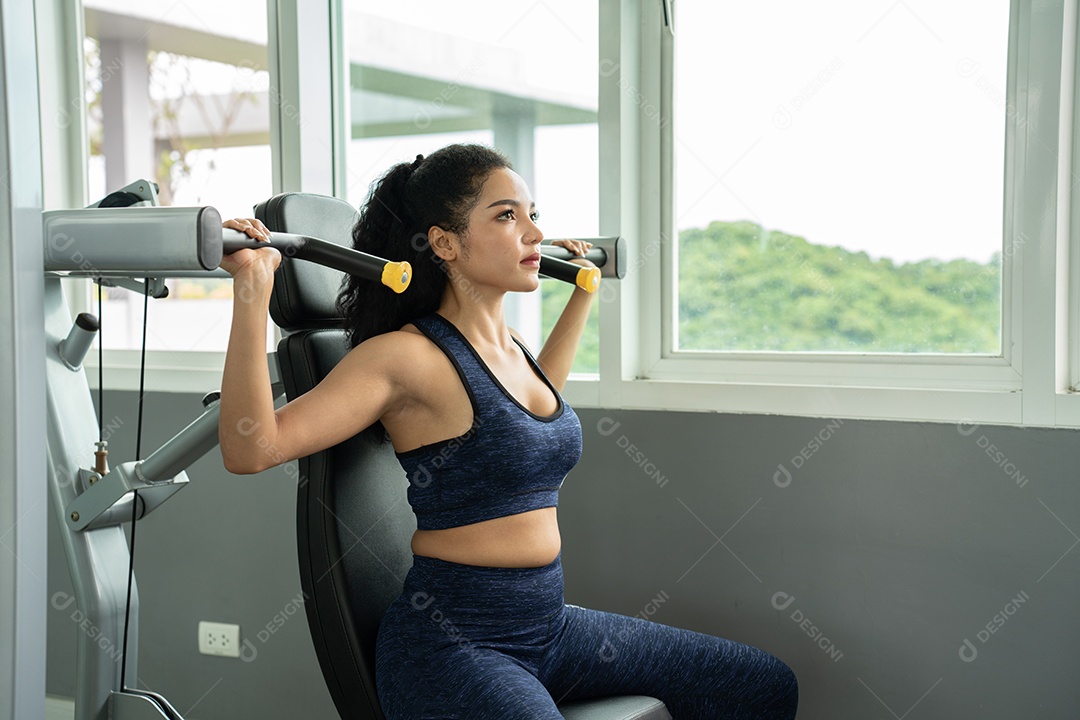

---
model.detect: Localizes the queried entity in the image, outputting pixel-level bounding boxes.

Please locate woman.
[218,143,798,719]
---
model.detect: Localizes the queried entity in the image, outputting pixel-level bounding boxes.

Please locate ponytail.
[337,155,432,349]
[336,143,511,443]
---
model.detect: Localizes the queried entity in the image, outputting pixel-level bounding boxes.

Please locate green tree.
[679,221,1000,353]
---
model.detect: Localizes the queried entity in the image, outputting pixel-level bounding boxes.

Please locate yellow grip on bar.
[382,260,412,294]
[576,266,601,293]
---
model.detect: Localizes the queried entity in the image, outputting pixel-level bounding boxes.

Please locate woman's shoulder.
[345,321,429,360]
[339,321,451,417]
[340,321,439,386]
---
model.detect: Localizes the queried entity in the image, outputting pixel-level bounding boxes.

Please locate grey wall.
[48,390,1080,719]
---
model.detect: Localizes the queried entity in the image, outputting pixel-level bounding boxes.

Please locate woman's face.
[442,167,544,295]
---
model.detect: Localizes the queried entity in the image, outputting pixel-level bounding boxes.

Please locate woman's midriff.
[410,506,561,568]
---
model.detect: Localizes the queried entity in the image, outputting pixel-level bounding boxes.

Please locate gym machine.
[44,180,625,720]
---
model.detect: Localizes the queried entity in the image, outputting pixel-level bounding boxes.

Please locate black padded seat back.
[277,330,415,720]
[254,192,359,330]
[256,193,415,720]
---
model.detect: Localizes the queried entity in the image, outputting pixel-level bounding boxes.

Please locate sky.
[674,1,1011,264]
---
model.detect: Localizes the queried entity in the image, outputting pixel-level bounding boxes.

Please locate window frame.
[562,0,1080,428]
[70,0,333,391]
[1056,0,1080,426]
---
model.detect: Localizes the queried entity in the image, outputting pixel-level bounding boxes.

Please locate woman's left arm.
[536,240,596,392]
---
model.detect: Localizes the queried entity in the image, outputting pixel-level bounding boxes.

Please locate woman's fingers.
[251,218,270,239]
[551,240,597,268]
[222,217,271,240]
[551,239,593,256]
[218,218,279,279]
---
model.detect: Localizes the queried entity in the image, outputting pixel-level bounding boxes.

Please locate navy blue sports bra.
[395,312,583,531]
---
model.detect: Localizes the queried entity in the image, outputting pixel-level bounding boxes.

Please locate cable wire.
[97,280,103,440]
[119,281,150,691]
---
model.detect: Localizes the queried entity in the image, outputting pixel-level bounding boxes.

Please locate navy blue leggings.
[375,552,798,719]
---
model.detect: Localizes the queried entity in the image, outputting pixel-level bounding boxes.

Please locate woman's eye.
[497,208,539,222]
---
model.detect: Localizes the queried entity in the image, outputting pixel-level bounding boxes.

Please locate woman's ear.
[429,226,458,262]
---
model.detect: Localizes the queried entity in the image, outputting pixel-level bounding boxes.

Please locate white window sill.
[565,377,1025,427]
[86,351,227,395]
[85,353,1080,429]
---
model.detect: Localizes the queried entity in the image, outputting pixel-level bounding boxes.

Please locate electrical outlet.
[198,621,241,658]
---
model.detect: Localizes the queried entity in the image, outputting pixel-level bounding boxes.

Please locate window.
[672,1,1010,354]
[83,0,274,352]
[582,0,1079,427]
[341,1,600,372]
[68,0,1080,427]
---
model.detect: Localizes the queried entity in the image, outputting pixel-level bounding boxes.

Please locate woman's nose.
[527,219,543,244]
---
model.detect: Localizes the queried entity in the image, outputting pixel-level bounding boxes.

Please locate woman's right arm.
[217,218,408,474]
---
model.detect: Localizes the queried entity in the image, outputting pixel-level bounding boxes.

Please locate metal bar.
[136,400,221,484]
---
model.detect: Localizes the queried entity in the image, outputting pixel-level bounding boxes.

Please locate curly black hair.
[336,143,512,443]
